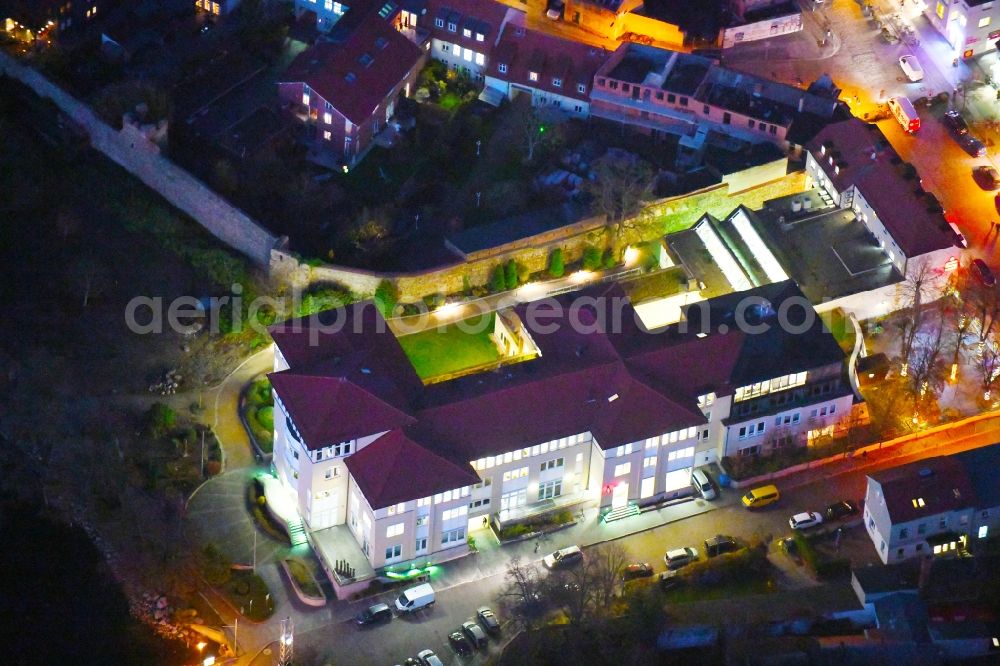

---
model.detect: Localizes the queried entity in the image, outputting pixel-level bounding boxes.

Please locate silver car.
[664,547,698,570]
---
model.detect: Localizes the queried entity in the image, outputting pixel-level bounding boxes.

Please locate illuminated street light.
[570,270,594,283]
[623,246,640,266]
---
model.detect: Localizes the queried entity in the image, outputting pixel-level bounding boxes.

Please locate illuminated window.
[502,466,528,481]
[386,522,404,538]
[463,47,472,62]
[935,1,945,18]
[614,462,631,477]
[643,456,657,468]
[323,130,331,141]
[475,52,484,66]
[476,32,484,41]
[463,28,471,37]
[980,16,991,28]
[302,93,311,106]
[980,525,989,539]
[911,497,926,508]
[324,0,333,10]
[529,71,538,82]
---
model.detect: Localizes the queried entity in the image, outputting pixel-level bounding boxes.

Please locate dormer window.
[435,17,444,27]
[529,71,538,82]
[498,63,508,74]
[552,77,562,87]
[912,497,926,508]
[463,27,471,38]
[448,21,457,32]
[475,32,484,41]
[577,83,586,94]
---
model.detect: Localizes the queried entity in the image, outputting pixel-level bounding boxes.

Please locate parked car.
[960,134,987,157]
[789,511,824,530]
[943,110,969,135]
[395,583,435,613]
[402,658,421,666]
[477,606,501,636]
[899,54,924,81]
[462,620,488,648]
[417,649,445,666]
[973,258,997,287]
[448,631,473,656]
[779,537,802,564]
[658,570,685,591]
[741,484,780,509]
[354,602,392,626]
[704,534,741,558]
[622,562,655,581]
[543,545,583,569]
[976,165,1000,189]
[824,500,860,521]
[664,547,699,570]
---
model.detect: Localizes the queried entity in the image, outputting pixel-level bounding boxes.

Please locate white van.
[691,468,717,500]
[888,96,920,134]
[395,582,435,613]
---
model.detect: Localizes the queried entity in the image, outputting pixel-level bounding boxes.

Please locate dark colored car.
[973,258,997,287]
[943,110,969,135]
[477,606,501,636]
[448,631,473,656]
[354,603,392,626]
[961,135,988,158]
[402,659,421,666]
[462,620,488,648]
[704,534,741,558]
[824,500,860,521]
[779,536,801,564]
[622,562,654,581]
[978,166,1000,190]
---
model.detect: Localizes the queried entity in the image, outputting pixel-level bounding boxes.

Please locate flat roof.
[755,191,903,303]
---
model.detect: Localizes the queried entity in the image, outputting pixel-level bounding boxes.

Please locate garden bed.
[280,558,327,607]
[495,509,577,542]
[241,376,274,458]
[247,478,289,543]
[220,570,275,621]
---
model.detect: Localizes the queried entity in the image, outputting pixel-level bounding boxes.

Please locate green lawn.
[221,570,275,621]
[397,314,500,380]
[662,575,775,603]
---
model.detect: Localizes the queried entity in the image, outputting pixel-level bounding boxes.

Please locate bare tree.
[907,304,948,410]
[586,153,655,244]
[588,542,632,609]
[965,277,1000,344]
[974,335,1000,403]
[896,259,939,367]
[497,556,546,630]
[544,542,631,626]
[511,99,559,163]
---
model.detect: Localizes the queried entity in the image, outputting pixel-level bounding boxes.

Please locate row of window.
[305,0,345,15]
[734,372,808,402]
[433,16,486,41]
[442,505,468,521]
[502,466,529,482]
[737,421,766,440]
[385,527,464,562]
[439,42,485,66]
[472,434,583,471]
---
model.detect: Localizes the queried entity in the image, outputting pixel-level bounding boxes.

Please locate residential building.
[2,0,106,42]
[277,5,425,167]
[925,0,1000,59]
[418,0,516,80]
[863,443,1000,564]
[194,0,240,16]
[483,22,609,117]
[268,280,853,589]
[805,118,960,284]
[589,43,840,159]
[294,0,351,31]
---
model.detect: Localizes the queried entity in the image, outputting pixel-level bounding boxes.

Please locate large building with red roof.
[278,1,426,167]
[267,280,853,590]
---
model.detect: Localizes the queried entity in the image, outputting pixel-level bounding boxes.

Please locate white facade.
[294,0,348,32]
[431,37,489,80]
[926,0,1000,59]
[484,76,590,117]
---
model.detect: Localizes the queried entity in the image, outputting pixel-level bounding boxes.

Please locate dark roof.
[953,442,1000,509]
[853,561,920,595]
[344,430,480,509]
[488,24,610,102]
[280,16,423,125]
[445,201,589,256]
[422,0,510,49]
[805,118,954,257]
[868,455,976,524]
[874,592,931,643]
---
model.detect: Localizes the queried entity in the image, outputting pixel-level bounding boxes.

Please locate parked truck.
[394,583,435,613]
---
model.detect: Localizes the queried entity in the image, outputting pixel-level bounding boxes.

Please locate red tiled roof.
[269,372,416,448]
[869,456,976,524]
[280,18,423,125]
[805,118,953,257]
[488,24,610,102]
[344,430,480,509]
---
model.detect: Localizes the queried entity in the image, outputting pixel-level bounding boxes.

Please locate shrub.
[489,265,506,293]
[255,405,274,431]
[505,260,518,290]
[462,275,472,296]
[555,510,574,525]
[516,262,531,283]
[581,245,602,271]
[146,402,176,437]
[201,544,231,586]
[374,279,399,318]
[602,248,617,269]
[500,524,532,540]
[548,248,565,278]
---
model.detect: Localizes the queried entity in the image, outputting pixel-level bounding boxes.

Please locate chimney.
[918,555,933,591]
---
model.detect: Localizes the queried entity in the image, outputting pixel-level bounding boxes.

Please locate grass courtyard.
[397,313,500,380]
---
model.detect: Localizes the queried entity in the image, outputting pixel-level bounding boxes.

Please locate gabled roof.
[869,456,976,524]
[805,119,954,257]
[280,16,423,125]
[268,373,416,448]
[423,0,511,49]
[488,23,610,101]
[344,430,480,509]
[953,443,1000,509]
